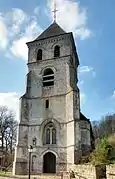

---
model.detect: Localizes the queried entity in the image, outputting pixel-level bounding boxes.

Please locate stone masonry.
[13,22,93,175]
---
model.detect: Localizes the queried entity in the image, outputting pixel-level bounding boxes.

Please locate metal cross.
[52,0,58,22]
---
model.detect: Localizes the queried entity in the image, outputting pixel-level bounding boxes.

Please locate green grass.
[0,170,12,176]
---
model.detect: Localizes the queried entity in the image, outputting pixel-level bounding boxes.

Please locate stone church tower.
[13,22,93,175]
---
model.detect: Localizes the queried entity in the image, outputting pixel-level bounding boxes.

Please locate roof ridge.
[34,22,66,41]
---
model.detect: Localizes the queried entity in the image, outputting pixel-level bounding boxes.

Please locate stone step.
[0,174,63,179]
[33,174,62,179]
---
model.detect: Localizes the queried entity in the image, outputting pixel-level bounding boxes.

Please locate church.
[13,15,94,175]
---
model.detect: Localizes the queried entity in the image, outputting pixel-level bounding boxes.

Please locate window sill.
[43,144,57,147]
[43,86,54,89]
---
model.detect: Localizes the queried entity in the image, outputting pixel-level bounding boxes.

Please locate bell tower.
[13,18,92,174]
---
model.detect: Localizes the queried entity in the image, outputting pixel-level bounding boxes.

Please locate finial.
[52,0,58,22]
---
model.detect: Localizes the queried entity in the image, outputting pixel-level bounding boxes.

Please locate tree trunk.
[1,134,4,151]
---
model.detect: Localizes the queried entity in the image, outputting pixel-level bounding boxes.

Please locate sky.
[0,0,115,122]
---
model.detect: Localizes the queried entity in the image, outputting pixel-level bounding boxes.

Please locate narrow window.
[46,128,50,144]
[46,99,49,109]
[43,68,54,87]
[32,137,36,146]
[54,45,60,57]
[26,72,31,95]
[37,49,42,61]
[52,128,56,144]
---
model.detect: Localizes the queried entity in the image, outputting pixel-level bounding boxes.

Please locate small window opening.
[32,138,36,146]
[46,100,49,109]
[26,72,31,95]
[54,45,60,57]
[43,68,54,87]
[37,49,42,61]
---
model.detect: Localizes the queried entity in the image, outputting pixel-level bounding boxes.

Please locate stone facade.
[13,22,92,175]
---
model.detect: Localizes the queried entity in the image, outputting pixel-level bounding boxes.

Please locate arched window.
[54,45,60,57]
[43,68,54,87]
[43,122,56,145]
[37,49,42,61]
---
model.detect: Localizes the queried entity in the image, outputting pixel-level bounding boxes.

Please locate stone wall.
[71,164,106,179]
[106,165,115,179]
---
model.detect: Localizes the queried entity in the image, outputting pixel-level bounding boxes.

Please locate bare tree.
[7,119,18,153]
[92,113,115,140]
[0,106,18,152]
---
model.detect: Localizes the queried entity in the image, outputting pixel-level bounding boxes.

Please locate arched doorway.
[43,152,56,173]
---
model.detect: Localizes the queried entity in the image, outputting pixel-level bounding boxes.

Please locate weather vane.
[52,0,58,22]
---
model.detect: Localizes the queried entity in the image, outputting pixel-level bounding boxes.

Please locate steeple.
[32,0,66,41]
[34,22,66,41]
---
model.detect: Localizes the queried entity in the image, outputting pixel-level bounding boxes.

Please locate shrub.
[89,137,112,165]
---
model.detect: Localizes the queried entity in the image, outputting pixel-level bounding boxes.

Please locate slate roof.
[35,22,66,41]
[80,112,90,123]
